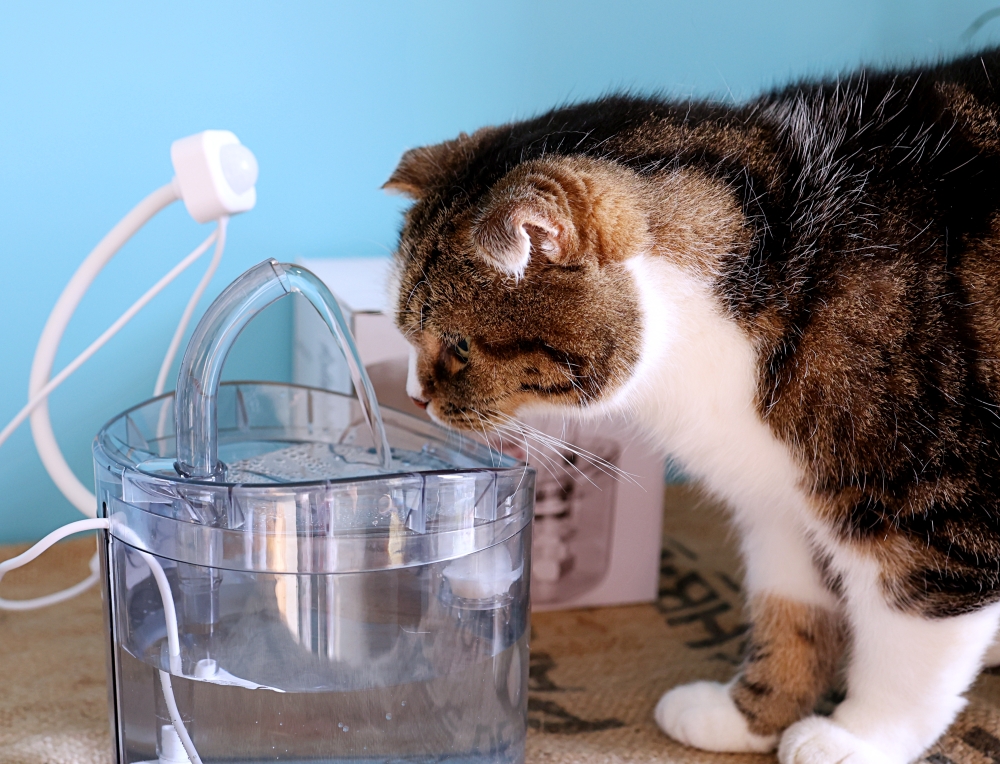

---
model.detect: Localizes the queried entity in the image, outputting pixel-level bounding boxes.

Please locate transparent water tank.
[93,260,534,764]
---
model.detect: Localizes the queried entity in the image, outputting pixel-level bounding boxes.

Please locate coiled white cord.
[27,182,180,515]
[0,228,220,457]
[0,135,254,763]
[0,184,227,610]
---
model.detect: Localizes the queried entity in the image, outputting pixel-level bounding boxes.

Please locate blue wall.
[2,0,999,543]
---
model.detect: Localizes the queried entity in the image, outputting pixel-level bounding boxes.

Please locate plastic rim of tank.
[93,382,535,574]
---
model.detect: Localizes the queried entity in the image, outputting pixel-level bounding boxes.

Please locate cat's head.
[384,127,741,431]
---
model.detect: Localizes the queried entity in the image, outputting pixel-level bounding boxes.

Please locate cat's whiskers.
[494,412,632,477]
[487,412,537,497]
[492,412,638,488]
[404,279,427,312]
[492,419,589,487]
[558,359,598,405]
[471,409,561,483]
[500,423,605,490]
[507,429,534,499]
[472,409,547,480]
[459,409,501,468]
[473,410,503,468]
[494,421,612,484]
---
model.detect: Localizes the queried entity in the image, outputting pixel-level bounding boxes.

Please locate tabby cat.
[384,48,1000,763]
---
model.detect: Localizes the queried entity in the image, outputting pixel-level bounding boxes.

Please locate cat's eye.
[454,337,470,362]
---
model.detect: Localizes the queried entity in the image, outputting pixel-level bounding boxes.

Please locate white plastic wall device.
[0,130,257,610]
[171,130,258,224]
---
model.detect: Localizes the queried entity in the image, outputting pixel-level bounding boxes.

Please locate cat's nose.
[410,396,430,410]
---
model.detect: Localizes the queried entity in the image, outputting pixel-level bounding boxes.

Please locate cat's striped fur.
[386,49,1000,763]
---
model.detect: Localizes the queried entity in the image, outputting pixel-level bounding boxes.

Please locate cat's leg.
[655,518,843,753]
[779,561,1000,764]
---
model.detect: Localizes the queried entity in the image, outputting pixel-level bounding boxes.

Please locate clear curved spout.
[174,259,391,479]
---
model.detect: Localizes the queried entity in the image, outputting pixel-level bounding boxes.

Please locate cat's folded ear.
[471,157,650,280]
[382,141,458,199]
[383,128,496,199]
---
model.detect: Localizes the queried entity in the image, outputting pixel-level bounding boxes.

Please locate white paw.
[779,716,895,764]
[654,680,779,753]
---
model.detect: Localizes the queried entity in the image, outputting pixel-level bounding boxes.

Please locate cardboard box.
[293,257,665,611]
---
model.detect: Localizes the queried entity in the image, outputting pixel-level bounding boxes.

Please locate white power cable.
[0,223,223,612]
[109,525,203,764]
[158,671,202,764]
[0,193,226,611]
[0,228,219,457]
[0,519,203,764]
[0,132,254,763]
[0,519,108,610]
[154,217,227,397]
[28,182,181,515]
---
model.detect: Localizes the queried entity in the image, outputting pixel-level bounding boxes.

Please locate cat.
[383,48,1000,764]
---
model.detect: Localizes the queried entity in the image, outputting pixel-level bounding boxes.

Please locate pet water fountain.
[92,259,535,764]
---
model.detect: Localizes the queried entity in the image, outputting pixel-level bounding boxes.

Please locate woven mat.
[3,484,1000,764]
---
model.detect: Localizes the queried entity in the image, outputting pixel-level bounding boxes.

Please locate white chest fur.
[609,255,802,516]
[605,254,836,607]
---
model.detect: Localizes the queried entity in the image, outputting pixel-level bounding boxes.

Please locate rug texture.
[2,484,1000,764]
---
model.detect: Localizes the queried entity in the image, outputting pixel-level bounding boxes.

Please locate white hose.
[108,527,204,764]
[1,176,230,764]
[28,182,181,516]
[0,519,203,764]
[0,519,108,610]
[158,671,202,764]
[0,187,225,611]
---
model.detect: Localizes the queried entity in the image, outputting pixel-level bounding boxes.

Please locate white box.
[293,257,665,611]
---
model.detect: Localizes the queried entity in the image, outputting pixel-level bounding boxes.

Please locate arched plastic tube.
[174,259,392,479]
[154,217,228,397]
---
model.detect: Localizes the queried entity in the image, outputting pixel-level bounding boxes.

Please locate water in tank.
[92,260,535,764]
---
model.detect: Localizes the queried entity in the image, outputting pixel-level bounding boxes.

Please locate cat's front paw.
[779,717,895,764]
[654,680,779,753]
